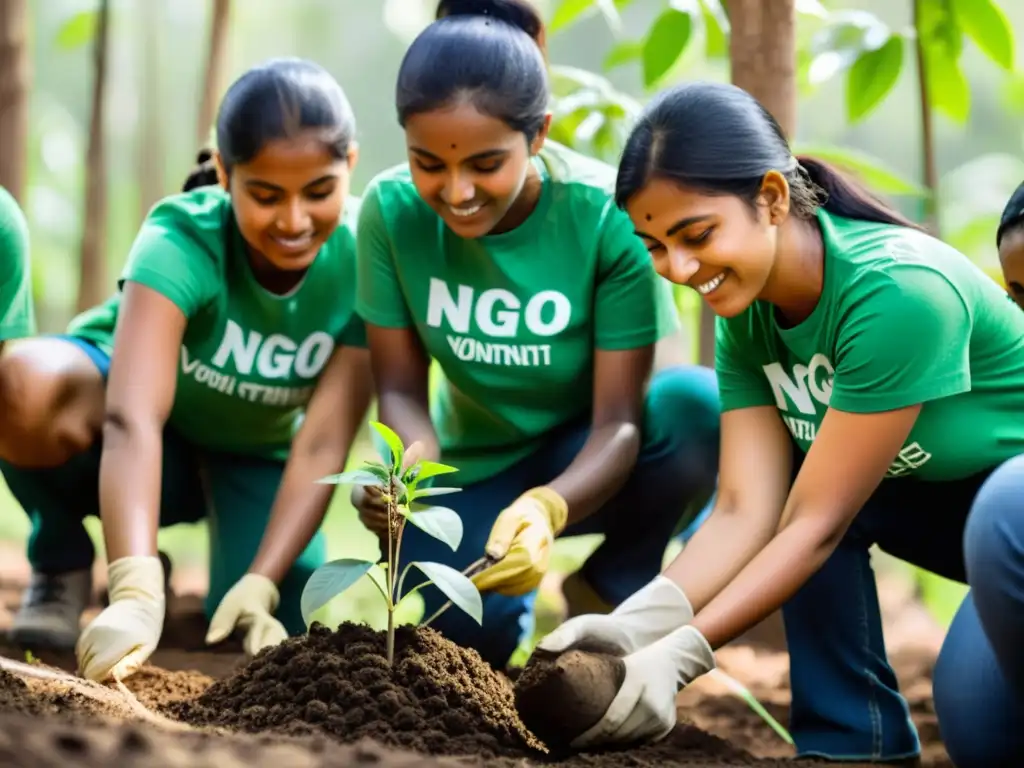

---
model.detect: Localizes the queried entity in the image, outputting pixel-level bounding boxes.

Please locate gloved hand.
[537,575,695,657]
[571,624,716,748]
[76,555,166,682]
[206,573,286,656]
[472,487,568,596]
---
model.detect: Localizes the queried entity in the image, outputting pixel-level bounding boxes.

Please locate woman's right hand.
[352,484,390,536]
[76,555,167,681]
[351,439,427,537]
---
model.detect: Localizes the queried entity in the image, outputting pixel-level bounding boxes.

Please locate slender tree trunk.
[0,0,30,202]
[726,0,797,138]
[196,0,231,149]
[912,0,939,236]
[138,0,165,221]
[713,0,797,654]
[77,0,111,313]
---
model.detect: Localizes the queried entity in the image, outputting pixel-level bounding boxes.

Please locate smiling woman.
[0,58,373,684]
[351,0,721,671]
[537,81,1024,768]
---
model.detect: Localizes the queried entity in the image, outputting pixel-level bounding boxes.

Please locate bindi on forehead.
[451,143,457,149]
[645,213,652,221]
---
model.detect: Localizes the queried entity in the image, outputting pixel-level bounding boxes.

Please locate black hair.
[615,81,918,230]
[997,181,1024,247]
[395,0,549,140]
[181,57,356,193]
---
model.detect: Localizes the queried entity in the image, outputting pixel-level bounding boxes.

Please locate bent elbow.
[102,408,162,450]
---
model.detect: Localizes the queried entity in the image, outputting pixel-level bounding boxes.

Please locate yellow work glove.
[206,573,287,656]
[76,555,166,682]
[472,487,568,596]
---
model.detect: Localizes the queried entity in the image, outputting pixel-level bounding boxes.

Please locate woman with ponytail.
[354,0,720,670]
[538,81,1024,767]
[2,58,372,683]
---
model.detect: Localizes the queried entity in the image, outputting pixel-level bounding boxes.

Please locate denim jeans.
[783,445,1024,765]
[399,364,721,669]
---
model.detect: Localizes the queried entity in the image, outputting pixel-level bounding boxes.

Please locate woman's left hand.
[571,624,716,748]
[206,573,287,656]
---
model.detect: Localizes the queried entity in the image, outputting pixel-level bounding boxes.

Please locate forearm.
[98,415,163,562]
[378,389,439,461]
[662,501,780,614]
[690,513,841,648]
[547,421,640,526]
[247,448,343,584]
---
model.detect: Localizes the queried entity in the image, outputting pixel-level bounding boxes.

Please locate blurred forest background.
[2,0,1021,640]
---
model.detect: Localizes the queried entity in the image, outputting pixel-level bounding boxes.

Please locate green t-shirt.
[0,186,35,341]
[356,141,681,485]
[717,207,1024,481]
[69,186,366,460]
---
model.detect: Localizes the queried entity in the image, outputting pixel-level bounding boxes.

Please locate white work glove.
[206,573,286,656]
[537,575,694,657]
[76,555,166,682]
[571,624,716,748]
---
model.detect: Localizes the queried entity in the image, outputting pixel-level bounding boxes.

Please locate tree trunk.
[76,0,111,313]
[726,0,797,138]
[716,0,798,654]
[196,0,231,150]
[0,0,30,203]
[137,0,165,221]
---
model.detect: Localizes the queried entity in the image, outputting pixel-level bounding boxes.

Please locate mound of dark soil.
[175,622,543,759]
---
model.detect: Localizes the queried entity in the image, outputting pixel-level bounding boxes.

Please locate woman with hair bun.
[3,58,372,683]
[354,0,721,670]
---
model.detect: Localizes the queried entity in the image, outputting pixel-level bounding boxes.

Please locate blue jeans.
[0,336,325,635]
[400,365,720,669]
[784,445,1024,765]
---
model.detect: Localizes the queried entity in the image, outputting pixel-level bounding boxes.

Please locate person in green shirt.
[536,81,1024,768]
[353,0,721,670]
[0,187,34,352]
[1,58,371,682]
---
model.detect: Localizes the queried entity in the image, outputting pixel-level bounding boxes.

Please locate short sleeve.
[121,201,220,318]
[0,188,34,340]
[593,203,661,350]
[338,313,368,348]
[355,183,413,329]
[715,314,776,412]
[830,267,971,413]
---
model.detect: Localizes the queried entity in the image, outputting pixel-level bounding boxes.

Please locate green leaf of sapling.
[300,558,376,625]
[364,463,392,483]
[409,486,463,501]
[405,460,459,490]
[316,469,384,487]
[369,421,405,471]
[402,506,464,552]
[411,561,483,624]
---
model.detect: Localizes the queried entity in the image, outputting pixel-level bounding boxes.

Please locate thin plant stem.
[385,477,398,667]
[393,515,407,593]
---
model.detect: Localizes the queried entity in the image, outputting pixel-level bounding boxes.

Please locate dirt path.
[0,544,952,767]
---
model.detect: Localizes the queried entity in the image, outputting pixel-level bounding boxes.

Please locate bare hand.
[350,440,427,537]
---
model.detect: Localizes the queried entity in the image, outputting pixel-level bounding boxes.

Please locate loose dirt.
[176,621,543,758]
[0,545,953,767]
